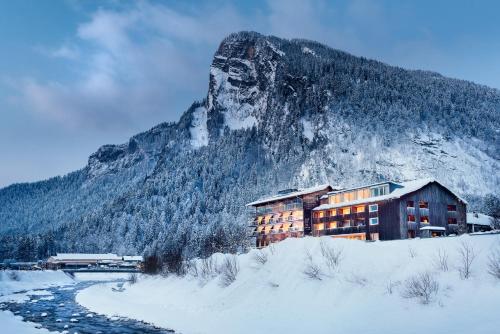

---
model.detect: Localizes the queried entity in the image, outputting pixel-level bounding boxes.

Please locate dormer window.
[370,184,389,197]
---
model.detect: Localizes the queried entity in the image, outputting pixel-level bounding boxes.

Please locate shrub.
[219,255,239,287]
[319,239,343,273]
[458,241,476,280]
[303,249,323,280]
[127,273,138,285]
[433,249,449,272]
[252,250,268,266]
[7,271,20,281]
[402,272,439,304]
[487,248,500,280]
[200,256,218,280]
[385,280,401,295]
[408,246,417,259]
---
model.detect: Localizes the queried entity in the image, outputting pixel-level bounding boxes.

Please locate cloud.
[16,1,251,131]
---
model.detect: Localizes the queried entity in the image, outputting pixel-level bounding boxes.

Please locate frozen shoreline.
[76,235,500,334]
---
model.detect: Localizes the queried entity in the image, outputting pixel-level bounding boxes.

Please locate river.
[0,280,174,333]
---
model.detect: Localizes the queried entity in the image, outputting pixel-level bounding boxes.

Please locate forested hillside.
[1,31,499,262]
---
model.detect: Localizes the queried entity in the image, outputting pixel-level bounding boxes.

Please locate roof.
[313,178,467,211]
[49,253,121,261]
[321,181,401,199]
[420,226,446,231]
[123,256,144,261]
[246,184,333,207]
[467,212,492,227]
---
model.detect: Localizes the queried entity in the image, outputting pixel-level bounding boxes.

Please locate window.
[355,205,365,213]
[407,214,416,222]
[370,185,389,197]
[313,212,320,219]
[447,205,457,212]
[329,209,337,216]
[420,216,429,224]
[407,201,415,208]
[369,217,379,225]
[369,204,378,212]
[448,218,457,225]
[419,201,429,209]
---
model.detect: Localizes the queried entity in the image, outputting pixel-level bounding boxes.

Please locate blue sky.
[1,0,499,187]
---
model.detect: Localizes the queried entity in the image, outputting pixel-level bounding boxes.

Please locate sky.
[0,0,499,188]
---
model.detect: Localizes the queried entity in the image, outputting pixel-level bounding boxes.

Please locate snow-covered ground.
[0,270,74,297]
[0,311,54,334]
[77,234,500,334]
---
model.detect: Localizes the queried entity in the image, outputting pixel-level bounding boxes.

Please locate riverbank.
[77,234,500,334]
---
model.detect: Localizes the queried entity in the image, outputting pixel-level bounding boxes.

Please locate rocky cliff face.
[1,31,499,259]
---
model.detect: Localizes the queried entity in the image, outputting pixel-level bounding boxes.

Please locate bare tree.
[319,239,343,273]
[219,255,240,287]
[458,241,476,279]
[303,249,323,280]
[487,248,500,280]
[252,250,268,266]
[402,272,439,304]
[433,249,449,272]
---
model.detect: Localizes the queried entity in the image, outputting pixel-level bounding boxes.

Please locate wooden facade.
[311,180,467,241]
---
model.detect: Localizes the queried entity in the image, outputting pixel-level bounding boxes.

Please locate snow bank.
[77,234,500,334]
[0,270,74,296]
[0,311,55,334]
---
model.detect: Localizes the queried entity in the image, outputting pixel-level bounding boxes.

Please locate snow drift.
[77,234,500,334]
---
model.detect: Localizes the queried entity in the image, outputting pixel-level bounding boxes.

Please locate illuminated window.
[313,212,320,219]
[448,218,457,225]
[420,216,429,224]
[369,204,378,212]
[355,206,365,213]
[407,214,416,222]
[369,217,379,225]
[340,207,350,215]
[328,222,337,229]
[447,205,457,212]
[329,209,337,216]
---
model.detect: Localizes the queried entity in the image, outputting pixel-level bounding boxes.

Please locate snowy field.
[77,234,500,334]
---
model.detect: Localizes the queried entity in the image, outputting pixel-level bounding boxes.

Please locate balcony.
[324,225,366,236]
[406,207,415,215]
[407,221,417,230]
[419,208,429,216]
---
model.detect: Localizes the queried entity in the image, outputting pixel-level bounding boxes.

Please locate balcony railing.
[323,225,366,236]
[419,208,429,215]
[407,221,417,230]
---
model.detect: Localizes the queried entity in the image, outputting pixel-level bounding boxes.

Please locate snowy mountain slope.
[0,31,499,259]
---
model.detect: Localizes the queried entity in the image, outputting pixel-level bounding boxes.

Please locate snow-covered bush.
[7,270,20,281]
[402,272,439,304]
[219,255,239,287]
[408,246,417,258]
[487,248,500,280]
[127,273,138,285]
[319,239,343,274]
[200,256,218,280]
[303,249,323,280]
[385,280,401,295]
[433,249,449,272]
[252,250,268,266]
[458,241,476,279]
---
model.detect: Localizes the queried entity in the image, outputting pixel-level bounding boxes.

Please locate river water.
[0,280,174,333]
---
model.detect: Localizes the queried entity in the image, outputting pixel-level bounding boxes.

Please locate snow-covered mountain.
[1,31,499,260]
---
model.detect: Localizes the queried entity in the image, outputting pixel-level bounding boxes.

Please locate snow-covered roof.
[246,184,332,207]
[420,226,446,231]
[49,253,121,261]
[467,212,492,227]
[123,256,144,262]
[313,178,466,211]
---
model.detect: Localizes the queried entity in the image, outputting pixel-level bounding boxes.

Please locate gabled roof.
[313,178,467,211]
[246,184,333,207]
[467,212,492,227]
